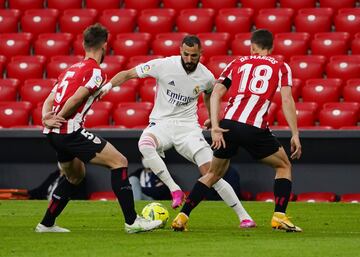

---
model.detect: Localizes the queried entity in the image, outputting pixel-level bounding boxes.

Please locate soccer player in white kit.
[101,36,255,228]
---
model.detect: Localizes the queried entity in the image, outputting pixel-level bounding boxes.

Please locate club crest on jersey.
[141,64,151,73]
[193,85,200,95]
[95,76,102,85]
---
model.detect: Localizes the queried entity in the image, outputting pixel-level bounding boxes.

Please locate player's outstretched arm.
[280,86,302,160]
[100,68,139,98]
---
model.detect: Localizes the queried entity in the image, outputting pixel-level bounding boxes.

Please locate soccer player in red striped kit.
[35,23,162,233]
[172,29,302,232]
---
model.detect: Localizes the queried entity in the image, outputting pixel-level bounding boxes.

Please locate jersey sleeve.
[204,73,216,94]
[135,58,163,79]
[278,62,293,88]
[81,68,104,94]
[217,59,236,89]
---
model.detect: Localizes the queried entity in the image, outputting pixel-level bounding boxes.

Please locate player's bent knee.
[194,147,213,168]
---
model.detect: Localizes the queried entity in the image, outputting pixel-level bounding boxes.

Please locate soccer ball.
[141,202,169,228]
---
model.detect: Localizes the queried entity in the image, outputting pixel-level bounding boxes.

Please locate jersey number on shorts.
[238,64,273,94]
[55,71,75,103]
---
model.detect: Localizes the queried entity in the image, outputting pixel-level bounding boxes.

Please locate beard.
[181,57,199,73]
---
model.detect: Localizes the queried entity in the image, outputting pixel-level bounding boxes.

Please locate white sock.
[145,155,181,192]
[213,179,252,221]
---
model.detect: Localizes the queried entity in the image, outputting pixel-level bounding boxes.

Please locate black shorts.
[213,119,281,160]
[46,128,107,163]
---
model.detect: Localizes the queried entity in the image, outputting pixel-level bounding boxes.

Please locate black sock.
[111,167,137,225]
[274,178,292,213]
[181,181,210,217]
[41,178,78,227]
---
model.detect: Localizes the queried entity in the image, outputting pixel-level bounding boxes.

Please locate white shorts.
[141,120,211,165]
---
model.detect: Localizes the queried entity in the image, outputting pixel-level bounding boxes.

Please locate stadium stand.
[340,193,360,203]
[176,8,215,34]
[0,9,21,33]
[98,9,137,34]
[294,8,333,37]
[296,192,337,202]
[215,8,254,38]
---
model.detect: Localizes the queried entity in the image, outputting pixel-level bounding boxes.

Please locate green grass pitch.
[1,200,360,257]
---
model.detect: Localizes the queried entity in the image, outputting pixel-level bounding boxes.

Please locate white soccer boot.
[125,215,163,234]
[35,223,70,233]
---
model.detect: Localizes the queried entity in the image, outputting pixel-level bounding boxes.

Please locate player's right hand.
[290,135,302,160]
[99,82,112,99]
[211,127,229,150]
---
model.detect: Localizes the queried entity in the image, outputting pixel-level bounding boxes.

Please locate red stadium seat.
[112,33,151,58]
[138,9,176,34]
[319,108,357,128]
[343,79,360,102]
[21,9,59,37]
[340,193,360,203]
[273,33,311,61]
[152,33,188,56]
[255,8,294,34]
[46,55,83,79]
[351,33,360,54]
[266,103,278,126]
[295,101,319,115]
[84,108,110,128]
[99,55,126,79]
[89,191,116,201]
[102,84,137,104]
[176,9,215,34]
[241,0,277,14]
[0,79,20,102]
[323,102,360,116]
[202,0,237,10]
[162,0,198,12]
[0,33,32,60]
[197,102,228,126]
[8,0,43,12]
[91,101,114,111]
[59,9,98,36]
[302,78,342,107]
[272,78,302,105]
[319,0,357,11]
[215,8,254,38]
[294,8,333,37]
[277,106,316,127]
[20,79,56,106]
[47,0,82,12]
[139,79,157,102]
[7,55,45,83]
[125,55,163,69]
[279,0,316,10]
[335,8,360,38]
[0,102,31,127]
[85,0,121,11]
[31,106,42,126]
[34,33,73,59]
[113,102,152,128]
[231,33,252,55]
[98,9,137,35]
[289,55,326,81]
[0,9,21,33]
[206,55,235,78]
[296,192,337,202]
[124,0,160,11]
[197,33,230,58]
[326,55,360,81]
[311,32,351,59]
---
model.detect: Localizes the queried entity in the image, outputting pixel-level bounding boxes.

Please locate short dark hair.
[250,29,273,50]
[83,23,108,50]
[181,35,201,48]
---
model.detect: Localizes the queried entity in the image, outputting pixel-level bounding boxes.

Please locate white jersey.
[135,56,215,123]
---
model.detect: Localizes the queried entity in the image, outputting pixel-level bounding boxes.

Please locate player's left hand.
[211,127,229,150]
[203,119,211,130]
[290,135,302,160]
[42,111,65,129]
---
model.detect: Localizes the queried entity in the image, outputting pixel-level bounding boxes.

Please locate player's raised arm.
[210,83,229,149]
[100,68,139,98]
[280,86,302,160]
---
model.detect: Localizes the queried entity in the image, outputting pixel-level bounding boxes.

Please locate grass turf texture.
[1,200,359,257]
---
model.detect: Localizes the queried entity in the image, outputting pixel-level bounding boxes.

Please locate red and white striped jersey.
[43,58,106,134]
[218,55,292,129]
